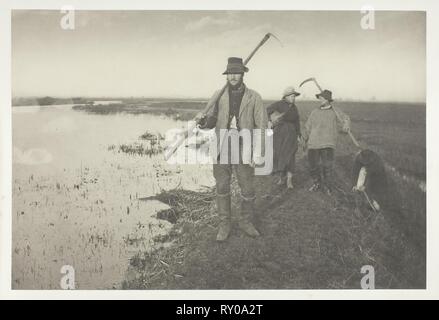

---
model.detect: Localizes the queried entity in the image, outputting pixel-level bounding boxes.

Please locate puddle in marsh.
[384,164,426,193]
[12,104,215,289]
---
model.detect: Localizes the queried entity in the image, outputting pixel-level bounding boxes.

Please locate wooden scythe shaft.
[305,77,361,149]
[301,77,380,212]
[164,33,275,161]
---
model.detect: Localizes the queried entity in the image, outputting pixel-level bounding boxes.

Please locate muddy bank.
[123,153,426,289]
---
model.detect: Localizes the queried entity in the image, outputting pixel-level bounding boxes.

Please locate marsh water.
[12,104,215,289]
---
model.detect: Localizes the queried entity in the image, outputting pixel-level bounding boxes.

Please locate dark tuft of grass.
[122,159,425,289]
[139,131,164,141]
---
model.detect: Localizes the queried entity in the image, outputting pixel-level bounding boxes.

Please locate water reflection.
[12,105,214,289]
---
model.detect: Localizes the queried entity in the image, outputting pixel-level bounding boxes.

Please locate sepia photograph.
[9,9,426,291]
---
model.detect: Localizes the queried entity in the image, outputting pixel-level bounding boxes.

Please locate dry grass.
[122,100,425,290]
[123,153,425,289]
[17,99,423,289]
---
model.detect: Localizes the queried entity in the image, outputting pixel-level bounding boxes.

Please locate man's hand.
[194,112,207,128]
[352,185,365,192]
[194,112,205,123]
[271,118,280,128]
[342,118,351,133]
[298,136,307,152]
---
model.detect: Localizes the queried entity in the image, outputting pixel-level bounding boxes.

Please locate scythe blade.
[299,77,316,88]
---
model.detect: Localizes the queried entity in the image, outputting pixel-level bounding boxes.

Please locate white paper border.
[0,0,437,300]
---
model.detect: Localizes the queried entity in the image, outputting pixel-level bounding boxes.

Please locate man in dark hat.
[195,57,268,241]
[302,89,350,195]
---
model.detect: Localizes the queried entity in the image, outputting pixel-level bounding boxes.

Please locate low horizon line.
[11,95,426,105]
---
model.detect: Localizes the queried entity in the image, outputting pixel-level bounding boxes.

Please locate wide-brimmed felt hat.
[222,57,249,75]
[316,89,333,102]
[282,86,301,98]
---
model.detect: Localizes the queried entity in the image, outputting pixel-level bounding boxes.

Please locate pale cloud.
[185,15,237,32]
[12,11,425,102]
[252,23,274,33]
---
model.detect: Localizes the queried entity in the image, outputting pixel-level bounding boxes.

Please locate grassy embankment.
[73,99,426,289]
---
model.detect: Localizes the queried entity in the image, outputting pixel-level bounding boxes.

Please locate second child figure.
[303,89,350,195]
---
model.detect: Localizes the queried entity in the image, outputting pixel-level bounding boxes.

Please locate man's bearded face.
[227,73,243,88]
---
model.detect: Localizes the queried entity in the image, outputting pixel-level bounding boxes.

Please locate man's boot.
[308,175,321,192]
[237,197,260,237]
[308,166,321,192]
[322,166,333,195]
[216,193,231,242]
[276,172,286,186]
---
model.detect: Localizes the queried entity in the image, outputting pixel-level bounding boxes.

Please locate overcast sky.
[12,10,425,102]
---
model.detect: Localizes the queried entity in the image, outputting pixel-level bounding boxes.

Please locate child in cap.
[267,86,301,189]
[302,89,350,195]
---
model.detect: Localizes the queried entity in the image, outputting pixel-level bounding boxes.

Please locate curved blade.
[267,32,283,47]
[299,77,315,88]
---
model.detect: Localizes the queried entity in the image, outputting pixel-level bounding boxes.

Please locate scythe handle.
[198,34,272,118]
[312,78,361,149]
[164,33,277,160]
[244,33,271,65]
[332,107,361,148]
[164,82,227,160]
[312,78,324,92]
[201,33,272,117]
[362,190,379,213]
